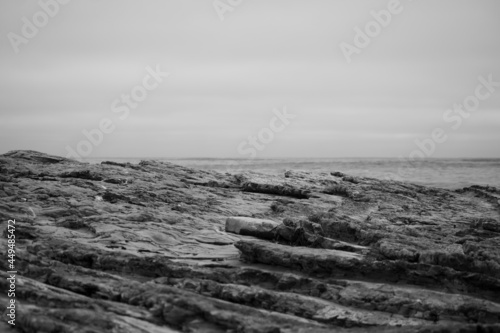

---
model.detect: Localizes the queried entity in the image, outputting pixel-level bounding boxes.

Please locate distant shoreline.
[79,156,500,190]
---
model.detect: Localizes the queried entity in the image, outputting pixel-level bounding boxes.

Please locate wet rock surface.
[1,150,500,332]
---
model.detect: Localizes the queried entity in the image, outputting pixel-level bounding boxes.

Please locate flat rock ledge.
[1,150,500,332]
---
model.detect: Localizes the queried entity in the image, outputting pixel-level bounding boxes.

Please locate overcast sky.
[1,0,499,158]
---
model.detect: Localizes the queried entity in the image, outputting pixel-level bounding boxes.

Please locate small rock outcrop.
[225,216,279,239]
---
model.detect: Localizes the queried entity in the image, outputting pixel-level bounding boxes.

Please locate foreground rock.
[1,150,500,332]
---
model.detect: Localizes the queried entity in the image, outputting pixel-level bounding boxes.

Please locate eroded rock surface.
[1,150,500,332]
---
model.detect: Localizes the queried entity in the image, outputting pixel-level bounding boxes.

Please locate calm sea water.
[84,158,500,190]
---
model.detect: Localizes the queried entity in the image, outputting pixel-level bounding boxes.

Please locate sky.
[0,0,499,158]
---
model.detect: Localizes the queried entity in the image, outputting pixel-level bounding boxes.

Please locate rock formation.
[0,150,499,332]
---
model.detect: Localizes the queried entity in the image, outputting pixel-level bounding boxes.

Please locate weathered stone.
[242,181,311,199]
[225,216,279,239]
[1,150,500,332]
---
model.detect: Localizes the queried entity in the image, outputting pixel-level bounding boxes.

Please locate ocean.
[84,157,500,190]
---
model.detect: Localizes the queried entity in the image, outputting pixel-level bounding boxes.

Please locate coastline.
[82,156,500,190]
[1,150,500,332]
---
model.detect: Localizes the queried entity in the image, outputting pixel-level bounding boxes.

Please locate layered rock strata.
[1,150,499,332]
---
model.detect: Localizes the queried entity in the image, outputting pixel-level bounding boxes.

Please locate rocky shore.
[1,150,499,332]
